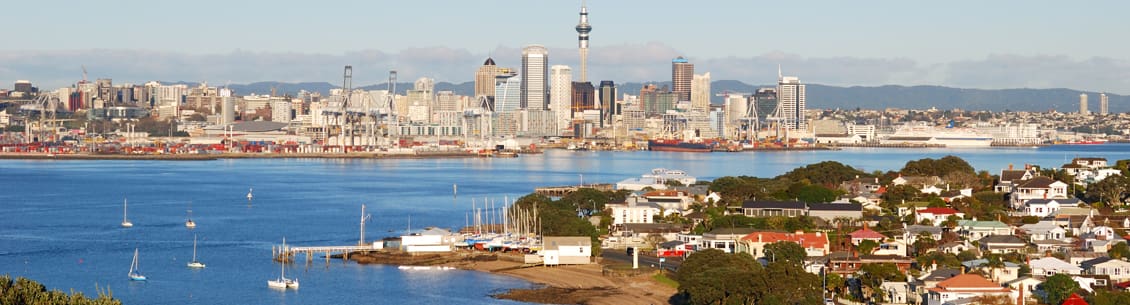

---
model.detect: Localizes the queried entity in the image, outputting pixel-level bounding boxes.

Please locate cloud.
[1,44,1128,95]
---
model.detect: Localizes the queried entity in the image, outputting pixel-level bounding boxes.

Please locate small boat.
[121,198,134,228]
[268,238,298,289]
[187,234,205,268]
[128,248,146,281]
[185,209,196,229]
[247,188,254,202]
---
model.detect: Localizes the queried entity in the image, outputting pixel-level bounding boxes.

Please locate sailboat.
[187,234,205,268]
[185,209,196,229]
[267,238,298,289]
[128,248,146,281]
[247,188,254,202]
[121,198,133,228]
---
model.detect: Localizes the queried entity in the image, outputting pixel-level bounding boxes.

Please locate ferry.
[880,122,993,147]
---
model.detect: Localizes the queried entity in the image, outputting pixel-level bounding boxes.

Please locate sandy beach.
[448,259,678,305]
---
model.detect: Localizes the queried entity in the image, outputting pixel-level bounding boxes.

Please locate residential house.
[873,239,909,257]
[925,274,1014,305]
[995,166,1038,193]
[900,224,944,246]
[962,259,1021,283]
[607,197,661,225]
[840,176,882,195]
[939,188,973,203]
[641,190,695,214]
[937,241,972,254]
[893,175,942,188]
[657,240,690,257]
[1024,198,1082,217]
[609,223,684,248]
[1080,226,1127,253]
[1028,257,1083,277]
[1076,168,1122,186]
[1003,276,1042,296]
[541,236,592,265]
[916,207,965,226]
[700,228,758,253]
[807,202,863,221]
[978,235,1028,254]
[735,231,830,259]
[1072,157,1109,169]
[849,226,887,245]
[1008,176,1069,210]
[1072,274,1114,293]
[741,200,806,217]
[827,254,914,275]
[956,220,1012,240]
[1019,221,1068,242]
[1081,257,1130,282]
[880,281,913,305]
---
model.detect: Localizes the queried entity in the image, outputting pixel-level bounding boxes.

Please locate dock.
[534,184,614,197]
[274,244,376,263]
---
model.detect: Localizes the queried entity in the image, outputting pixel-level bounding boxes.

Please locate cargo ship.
[647,139,713,152]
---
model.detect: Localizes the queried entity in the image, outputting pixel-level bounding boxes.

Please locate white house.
[607,197,661,225]
[916,207,965,226]
[926,274,1014,305]
[956,220,1012,240]
[1028,257,1082,277]
[542,236,592,265]
[1009,177,1069,210]
[1024,198,1082,217]
[1082,257,1130,282]
[1020,221,1067,242]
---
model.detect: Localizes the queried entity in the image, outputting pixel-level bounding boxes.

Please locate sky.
[2,0,1129,93]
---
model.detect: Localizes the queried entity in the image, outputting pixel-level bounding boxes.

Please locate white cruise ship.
[880,122,993,147]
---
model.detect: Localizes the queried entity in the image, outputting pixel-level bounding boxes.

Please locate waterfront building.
[571,81,595,115]
[521,45,549,110]
[520,109,556,137]
[622,109,645,131]
[1079,93,1089,115]
[691,72,710,112]
[777,73,806,130]
[723,93,747,139]
[186,84,221,112]
[598,80,616,128]
[639,84,658,115]
[435,90,459,113]
[607,196,660,225]
[549,65,573,132]
[575,2,591,83]
[494,75,521,113]
[671,56,693,101]
[1100,93,1109,115]
[270,99,292,122]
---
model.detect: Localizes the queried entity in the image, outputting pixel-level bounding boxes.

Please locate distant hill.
[187,80,1125,113]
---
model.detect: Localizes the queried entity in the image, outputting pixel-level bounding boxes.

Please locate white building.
[607,197,660,225]
[400,227,454,253]
[541,236,591,265]
[777,75,806,130]
[549,65,573,133]
[521,45,548,110]
[690,72,711,112]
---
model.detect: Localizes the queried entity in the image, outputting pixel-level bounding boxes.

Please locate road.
[601,248,683,271]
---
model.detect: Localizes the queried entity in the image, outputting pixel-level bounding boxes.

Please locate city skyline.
[2,1,1129,93]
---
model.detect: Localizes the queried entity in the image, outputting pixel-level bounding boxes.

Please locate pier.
[274,244,376,264]
[534,184,614,197]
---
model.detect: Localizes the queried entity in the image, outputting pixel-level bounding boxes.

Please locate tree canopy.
[900,155,975,177]
[1043,274,1081,305]
[676,249,823,305]
[777,161,867,187]
[0,275,121,305]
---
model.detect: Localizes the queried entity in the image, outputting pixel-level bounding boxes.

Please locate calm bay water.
[1,144,1129,304]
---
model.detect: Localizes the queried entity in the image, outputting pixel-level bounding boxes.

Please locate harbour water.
[1,145,1129,304]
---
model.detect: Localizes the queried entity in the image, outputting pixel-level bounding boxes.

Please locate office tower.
[1079,93,1089,115]
[598,80,616,127]
[724,94,748,139]
[576,2,592,83]
[1100,93,1109,115]
[571,81,595,115]
[691,72,710,112]
[550,65,573,132]
[474,58,499,98]
[521,45,549,110]
[640,84,659,115]
[671,56,693,101]
[13,80,33,94]
[777,71,806,130]
[495,75,521,112]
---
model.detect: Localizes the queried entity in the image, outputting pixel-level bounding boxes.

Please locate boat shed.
[541,236,592,265]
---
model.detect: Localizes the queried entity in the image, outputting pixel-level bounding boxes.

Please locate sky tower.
[575,1,592,83]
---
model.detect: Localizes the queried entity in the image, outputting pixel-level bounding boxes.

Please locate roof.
[1000,170,1028,182]
[917,207,961,215]
[659,240,685,249]
[740,231,828,249]
[932,274,1011,291]
[808,202,863,211]
[920,268,961,281]
[905,225,944,235]
[1017,176,1060,189]
[704,227,760,236]
[849,228,887,240]
[542,236,592,251]
[643,190,687,197]
[1061,293,1089,305]
[483,57,496,65]
[957,220,1010,228]
[741,200,806,210]
[962,259,1020,269]
[230,121,289,132]
[1028,257,1082,271]
[979,235,1027,245]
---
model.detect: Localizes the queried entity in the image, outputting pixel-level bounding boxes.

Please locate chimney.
[1009,164,1014,170]
[931,260,937,272]
[1018,283,1025,305]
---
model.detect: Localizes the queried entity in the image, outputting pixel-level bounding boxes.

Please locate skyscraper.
[550,65,573,132]
[1079,93,1089,115]
[475,57,500,98]
[571,81,595,115]
[777,71,806,131]
[671,56,693,101]
[495,75,521,113]
[1100,93,1109,115]
[521,45,549,110]
[598,80,616,127]
[691,72,711,112]
[575,2,592,83]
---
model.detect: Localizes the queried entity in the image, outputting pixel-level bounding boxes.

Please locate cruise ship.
[880,122,993,147]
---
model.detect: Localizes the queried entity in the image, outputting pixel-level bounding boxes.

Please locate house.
[827,254,914,275]
[880,281,913,304]
[700,228,758,253]
[900,224,944,245]
[956,220,1012,240]
[939,188,973,203]
[641,190,695,214]
[657,240,690,257]
[735,231,830,259]
[937,241,971,254]
[840,176,882,195]
[893,175,942,188]
[1008,176,1069,210]
[741,200,806,217]
[1073,157,1109,169]
[1081,257,1130,282]
[541,236,592,265]
[1003,276,1043,295]
[978,235,1028,254]
[995,166,1039,193]
[608,223,684,248]
[607,197,661,225]
[916,207,965,226]
[1071,274,1114,292]
[1024,198,1082,217]
[962,259,1021,283]
[1076,168,1122,186]
[1020,221,1068,242]
[849,226,887,245]
[872,239,909,257]
[401,227,455,253]
[807,202,863,221]
[1079,226,1128,253]
[925,274,1014,305]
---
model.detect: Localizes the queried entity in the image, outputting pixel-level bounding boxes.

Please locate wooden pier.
[534,184,614,197]
[274,244,375,264]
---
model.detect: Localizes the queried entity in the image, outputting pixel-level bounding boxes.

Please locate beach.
[450,259,678,305]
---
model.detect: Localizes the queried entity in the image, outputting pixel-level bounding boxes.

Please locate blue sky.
[3,0,1129,93]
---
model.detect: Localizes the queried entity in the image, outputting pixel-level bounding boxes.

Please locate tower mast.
[575,1,592,83]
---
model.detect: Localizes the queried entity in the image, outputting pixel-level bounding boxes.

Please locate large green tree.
[1043,274,1081,305]
[763,241,807,266]
[0,275,121,305]
[901,155,975,177]
[857,263,905,302]
[1086,174,1130,206]
[777,161,867,187]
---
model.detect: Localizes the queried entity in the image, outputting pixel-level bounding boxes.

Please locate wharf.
[534,184,615,197]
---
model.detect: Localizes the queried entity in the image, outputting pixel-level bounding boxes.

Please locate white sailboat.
[187,234,205,268]
[185,209,196,229]
[128,248,146,281]
[267,238,298,289]
[247,188,254,202]
[121,198,133,228]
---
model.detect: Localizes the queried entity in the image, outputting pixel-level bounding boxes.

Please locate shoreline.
[348,251,677,305]
[0,152,486,161]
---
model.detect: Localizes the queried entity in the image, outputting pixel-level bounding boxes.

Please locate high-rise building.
[495,75,521,112]
[575,2,592,83]
[671,56,693,101]
[640,84,659,115]
[13,80,33,94]
[777,73,806,131]
[1100,93,1109,115]
[550,65,573,132]
[521,45,549,110]
[475,58,500,98]
[598,80,616,127]
[691,72,710,112]
[1079,93,1089,115]
[571,81,595,115]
